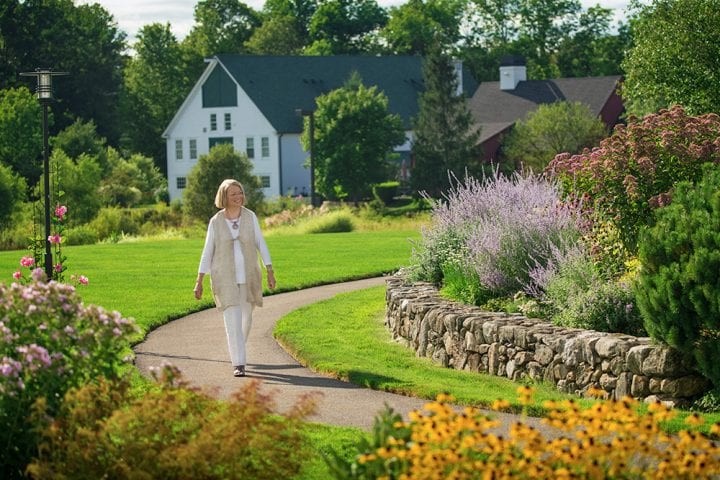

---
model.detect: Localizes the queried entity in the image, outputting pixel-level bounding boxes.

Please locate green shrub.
[636,164,720,387]
[64,225,100,246]
[0,280,137,478]
[301,211,355,233]
[372,181,399,204]
[28,366,316,480]
[89,207,140,240]
[543,249,645,335]
[439,251,488,306]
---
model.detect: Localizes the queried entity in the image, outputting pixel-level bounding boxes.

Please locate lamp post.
[20,68,67,278]
[295,108,316,208]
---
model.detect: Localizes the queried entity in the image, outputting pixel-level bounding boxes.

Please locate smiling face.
[226,184,245,208]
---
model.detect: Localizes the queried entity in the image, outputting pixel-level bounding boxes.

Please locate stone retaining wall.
[385,276,710,407]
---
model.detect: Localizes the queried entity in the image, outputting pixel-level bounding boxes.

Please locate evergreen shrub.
[636,164,720,387]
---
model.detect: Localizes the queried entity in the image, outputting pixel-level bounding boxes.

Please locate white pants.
[222,284,254,367]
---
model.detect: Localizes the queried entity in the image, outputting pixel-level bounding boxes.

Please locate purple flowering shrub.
[409,170,584,302]
[0,278,137,477]
[548,105,720,268]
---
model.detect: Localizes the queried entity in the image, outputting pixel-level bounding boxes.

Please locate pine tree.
[411,47,481,198]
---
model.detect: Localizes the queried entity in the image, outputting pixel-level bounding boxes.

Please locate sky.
[78,0,635,47]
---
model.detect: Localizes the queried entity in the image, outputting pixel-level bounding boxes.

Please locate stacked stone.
[385,276,709,407]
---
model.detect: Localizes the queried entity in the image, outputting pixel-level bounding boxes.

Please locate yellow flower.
[684,412,704,427]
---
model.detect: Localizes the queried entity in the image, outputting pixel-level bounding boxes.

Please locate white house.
[162,54,478,201]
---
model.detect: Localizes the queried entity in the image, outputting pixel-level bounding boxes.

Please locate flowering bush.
[548,105,720,262]
[27,365,316,480]
[330,390,720,479]
[408,170,584,302]
[0,279,137,477]
[12,204,89,287]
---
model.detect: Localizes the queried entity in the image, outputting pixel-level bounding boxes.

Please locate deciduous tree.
[0,0,126,142]
[502,101,607,172]
[302,73,405,204]
[307,0,388,54]
[121,23,190,175]
[183,144,263,222]
[621,0,720,117]
[379,0,466,55]
[0,87,42,185]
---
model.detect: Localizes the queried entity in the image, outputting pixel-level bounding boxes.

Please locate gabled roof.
[468,75,622,143]
[214,54,478,133]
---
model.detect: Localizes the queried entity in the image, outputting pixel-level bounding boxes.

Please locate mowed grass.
[0,230,420,338]
[275,286,578,413]
[276,286,720,434]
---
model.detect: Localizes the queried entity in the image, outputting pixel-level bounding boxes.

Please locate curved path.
[134,277,550,433]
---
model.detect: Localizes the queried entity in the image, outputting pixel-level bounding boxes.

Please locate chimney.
[499,55,526,90]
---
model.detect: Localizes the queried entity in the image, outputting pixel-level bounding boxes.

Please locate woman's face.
[227,185,245,207]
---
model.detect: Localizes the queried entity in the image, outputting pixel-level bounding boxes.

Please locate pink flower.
[54,263,63,272]
[54,205,68,220]
[78,275,89,285]
[20,256,35,267]
[12,271,22,280]
[48,234,62,245]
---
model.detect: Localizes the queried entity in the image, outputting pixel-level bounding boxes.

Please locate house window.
[260,175,271,188]
[261,137,270,157]
[224,113,231,130]
[246,137,255,159]
[189,139,197,159]
[210,114,217,131]
[176,177,187,189]
[175,139,183,160]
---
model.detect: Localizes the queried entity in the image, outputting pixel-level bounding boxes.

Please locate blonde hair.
[214,179,244,209]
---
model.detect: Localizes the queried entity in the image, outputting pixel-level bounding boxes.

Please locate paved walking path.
[133,277,549,433]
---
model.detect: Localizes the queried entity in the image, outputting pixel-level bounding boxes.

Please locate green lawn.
[0,230,420,337]
[3,226,717,478]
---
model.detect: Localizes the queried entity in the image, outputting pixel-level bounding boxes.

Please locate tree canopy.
[621,0,720,117]
[183,144,263,222]
[302,72,405,204]
[502,101,607,172]
[411,48,480,197]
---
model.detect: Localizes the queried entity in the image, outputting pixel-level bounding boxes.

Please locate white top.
[198,210,272,284]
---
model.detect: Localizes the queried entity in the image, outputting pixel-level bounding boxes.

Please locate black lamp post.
[295,108,317,208]
[20,68,67,278]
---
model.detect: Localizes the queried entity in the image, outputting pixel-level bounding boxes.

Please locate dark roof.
[468,75,621,143]
[214,54,478,133]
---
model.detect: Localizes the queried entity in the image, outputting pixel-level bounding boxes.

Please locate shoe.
[233,365,245,377]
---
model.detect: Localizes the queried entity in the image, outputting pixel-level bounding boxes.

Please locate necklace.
[227,212,241,229]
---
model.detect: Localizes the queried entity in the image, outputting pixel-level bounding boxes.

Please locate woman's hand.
[267,269,276,290]
[193,281,203,300]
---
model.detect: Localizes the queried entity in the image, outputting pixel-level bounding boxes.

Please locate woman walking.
[194,179,276,377]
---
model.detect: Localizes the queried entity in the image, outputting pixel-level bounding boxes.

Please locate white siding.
[166,66,282,201]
